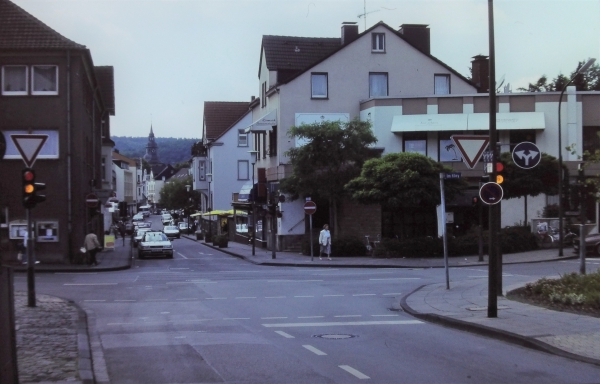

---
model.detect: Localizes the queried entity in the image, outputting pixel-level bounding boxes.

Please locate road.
[13,217,600,383]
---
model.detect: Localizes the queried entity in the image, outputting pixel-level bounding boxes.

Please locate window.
[372,33,385,52]
[403,132,427,155]
[2,65,27,95]
[32,65,58,95]
[238,130,248,147]
[434,74,450,95]
[369,73,388,97]
[268,126,277,157]
[261,81,267,107]
[311,73,328,98]
[238,160,249,180]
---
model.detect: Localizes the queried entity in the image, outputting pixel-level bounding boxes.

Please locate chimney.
[341,22,359,45]
[471,55,490,93]
[398,24,430,55]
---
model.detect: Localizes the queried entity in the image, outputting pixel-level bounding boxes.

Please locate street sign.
[444,172,461,179]
[304,201,317,215]
[479,182,503,205]
[86,193,98,208]
[450,135,490,169]
[512,141,541,169]
[10,134,48,168]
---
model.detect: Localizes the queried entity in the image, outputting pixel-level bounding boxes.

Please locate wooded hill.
[111,136,199,166]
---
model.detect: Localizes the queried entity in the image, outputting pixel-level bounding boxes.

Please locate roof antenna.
[357,0,380,31]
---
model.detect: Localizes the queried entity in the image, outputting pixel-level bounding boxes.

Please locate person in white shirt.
[319,224,331,261]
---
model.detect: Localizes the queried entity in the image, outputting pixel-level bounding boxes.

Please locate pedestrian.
[319,224,332,260]
[118,222,126,245]
[83,231,101,266]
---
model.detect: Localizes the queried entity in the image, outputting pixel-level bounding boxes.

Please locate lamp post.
[206,173,212,240]
[557,58,596,257]
[249,150,258,256]
[185,184,191,234]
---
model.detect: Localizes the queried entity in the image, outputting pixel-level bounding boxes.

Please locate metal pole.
[557,87,565,257]
[487,0,498,318]
[440,173,450,289]
[251,164,256,256]
[26,208,35,307]
[578,163,586,275]
[310,214,314,261]
[271,204,276,259]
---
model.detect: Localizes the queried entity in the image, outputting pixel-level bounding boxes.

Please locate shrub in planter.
[195,231,204,240]
[204,234,213,243]
[213,234,228,248]
[392,236,443,258]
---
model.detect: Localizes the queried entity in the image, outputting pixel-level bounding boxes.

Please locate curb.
[399,285,600,367]
[73,303,94,384]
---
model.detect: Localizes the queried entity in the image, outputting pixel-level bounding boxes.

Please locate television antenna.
[358,0,381,30]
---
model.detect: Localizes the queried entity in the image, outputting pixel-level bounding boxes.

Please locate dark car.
[138,231,173,259]
[573,233,600,255]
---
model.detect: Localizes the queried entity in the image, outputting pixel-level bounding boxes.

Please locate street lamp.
[206,173,212,240]
[557,58,596,257]
[249,150,258,256]
[185,184,191,234]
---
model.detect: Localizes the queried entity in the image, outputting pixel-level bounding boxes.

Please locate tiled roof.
[203,101,250,141]
[261,35,340,80]
[95,66,115,116]
[0,0,86,50]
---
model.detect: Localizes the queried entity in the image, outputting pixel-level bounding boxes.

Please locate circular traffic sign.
[86,193,98,208]
[512,141,541,169]
[304,201,317,215]
[479,182,503,205]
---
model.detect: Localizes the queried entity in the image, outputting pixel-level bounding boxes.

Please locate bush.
[499,226,537,254]
[332,236,367,257]
[213,234,228,247]
[204,233,213,243]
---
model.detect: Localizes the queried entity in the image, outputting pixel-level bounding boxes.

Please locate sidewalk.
[7,236,600,383]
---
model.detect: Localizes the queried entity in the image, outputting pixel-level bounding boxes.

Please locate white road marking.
[294,295,314,298]
[371,314,399,317]
[235,297,257,299]
[262,317,288,320]
[55,272,98,275]
[219,270,262,273]
[353,294,376,296]
[83,300,106,302]
[382,293,403,296]
[64,283,117,286]
[174,336,186,339]
[262,320,423,327]
[176,298,198,301]
[369,278,420,281]
[303,345,327,356]
[335,315,361,318]
[114,300,135,302]
[298,316,324,319]
[267,280,323,283]
[265,296,286,299]
[339,365,370,379]
[169,268,189,270]
[223,318,250,320]
[206,297,227,300]
[275,331,295,338]
[323,294,344,297]
[145,299,167,301]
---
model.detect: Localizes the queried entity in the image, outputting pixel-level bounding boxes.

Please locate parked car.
[137,222,152,229]
[178,222,190,234]
[572,233,600,255]
[132,228,152,248]
[138,231,173,259]
[163,225,180,239]
[132,213,144,222]
[161,214,173,225]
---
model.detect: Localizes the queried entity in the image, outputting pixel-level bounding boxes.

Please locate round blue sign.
[512,141,541,169]
[479,182,503,205]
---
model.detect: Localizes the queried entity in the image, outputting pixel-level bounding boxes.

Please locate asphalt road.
[13,217,600,383]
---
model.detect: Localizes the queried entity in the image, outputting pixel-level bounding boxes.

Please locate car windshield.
[144,233,168,242]
[165,226,178,230]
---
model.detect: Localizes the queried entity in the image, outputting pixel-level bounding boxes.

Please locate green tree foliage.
[279,119,379,233]
[159,176,201,212]
[499,152,559,199]
[111,136,198,166]
[518,59,600,92]
[345,152,467,209]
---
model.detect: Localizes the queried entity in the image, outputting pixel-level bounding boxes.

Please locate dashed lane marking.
[369,278,420,281]
[353,294,376,296]
[334,315,362,318]
[267,280,324,283]
[339,365,370,380]
[176,252,188,259]
[275,331,295,338]
[64,283,118,286]
[262,320,423,328]
[303,345,327,356]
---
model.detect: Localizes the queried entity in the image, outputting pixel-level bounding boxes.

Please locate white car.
[163,225,180,239]
[161,214,173,225]
[132,213,144,222]
[138,231,173,259]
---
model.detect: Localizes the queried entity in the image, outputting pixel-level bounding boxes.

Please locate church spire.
[143,124,160,164]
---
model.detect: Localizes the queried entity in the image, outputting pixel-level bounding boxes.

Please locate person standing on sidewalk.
[83,231,101,266]
[118,221,126,245]
[319,224,332,260]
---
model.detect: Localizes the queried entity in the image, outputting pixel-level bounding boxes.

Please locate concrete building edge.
[400,285,600,367]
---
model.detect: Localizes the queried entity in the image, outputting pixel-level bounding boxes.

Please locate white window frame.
[434,74,450,95]
[311,73,328,99]
[1,65,28,96]
[238,160,249,180]
[369,72,388,98]
[372,33,385,52]
[31,65,58,95]
[238,130,248,147]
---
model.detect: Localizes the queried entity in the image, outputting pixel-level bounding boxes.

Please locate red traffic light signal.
[495,162,504,184]
[22,168,46,209]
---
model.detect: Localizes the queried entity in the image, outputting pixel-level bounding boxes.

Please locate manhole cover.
[313,334,357,340]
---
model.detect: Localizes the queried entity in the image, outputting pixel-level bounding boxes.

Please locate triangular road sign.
[450,135,490,169]
[10,134,48,168]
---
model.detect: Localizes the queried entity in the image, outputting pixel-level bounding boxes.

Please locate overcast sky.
[13,0,600,139]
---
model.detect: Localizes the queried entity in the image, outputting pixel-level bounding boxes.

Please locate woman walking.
[319,224,331,260]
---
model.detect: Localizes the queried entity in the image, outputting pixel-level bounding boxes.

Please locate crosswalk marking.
[275,331,295,338]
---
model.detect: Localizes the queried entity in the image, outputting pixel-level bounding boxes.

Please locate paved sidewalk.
[6,235,600,383]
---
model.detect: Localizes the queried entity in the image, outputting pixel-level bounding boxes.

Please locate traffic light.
[22,168,46,209]
[495,162,504,184]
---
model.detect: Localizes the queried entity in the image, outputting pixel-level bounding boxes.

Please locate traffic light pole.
[26,208,36,307]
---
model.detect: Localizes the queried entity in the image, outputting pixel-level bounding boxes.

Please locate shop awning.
[391,112,545,132]
[244,110,277,133]
[189,212,202,217]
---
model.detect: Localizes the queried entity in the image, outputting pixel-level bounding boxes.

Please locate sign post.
[304,199,317,261]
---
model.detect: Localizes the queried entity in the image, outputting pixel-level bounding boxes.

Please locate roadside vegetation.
[508,270,600,318]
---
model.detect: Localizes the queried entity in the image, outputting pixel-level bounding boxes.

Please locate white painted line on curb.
[339,365,370,379]
[303,345,327,356]
[275,331,295,338]
[267,280,324,283]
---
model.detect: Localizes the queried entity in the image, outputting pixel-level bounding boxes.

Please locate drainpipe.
[67,50,74,261]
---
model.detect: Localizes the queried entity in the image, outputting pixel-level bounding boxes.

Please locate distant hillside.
[111,136,199,165]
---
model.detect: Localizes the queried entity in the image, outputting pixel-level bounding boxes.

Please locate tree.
[345,152,467,210]
[518,59,600,92]
[499,152,560,224]
[279,119,379,236]
[159,176,201,213]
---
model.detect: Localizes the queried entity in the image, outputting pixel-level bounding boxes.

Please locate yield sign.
[450,135,490,169]
[10,134,48,168]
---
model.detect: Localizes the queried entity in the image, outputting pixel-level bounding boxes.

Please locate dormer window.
[434,74,450,95]
[372,33,385,53]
